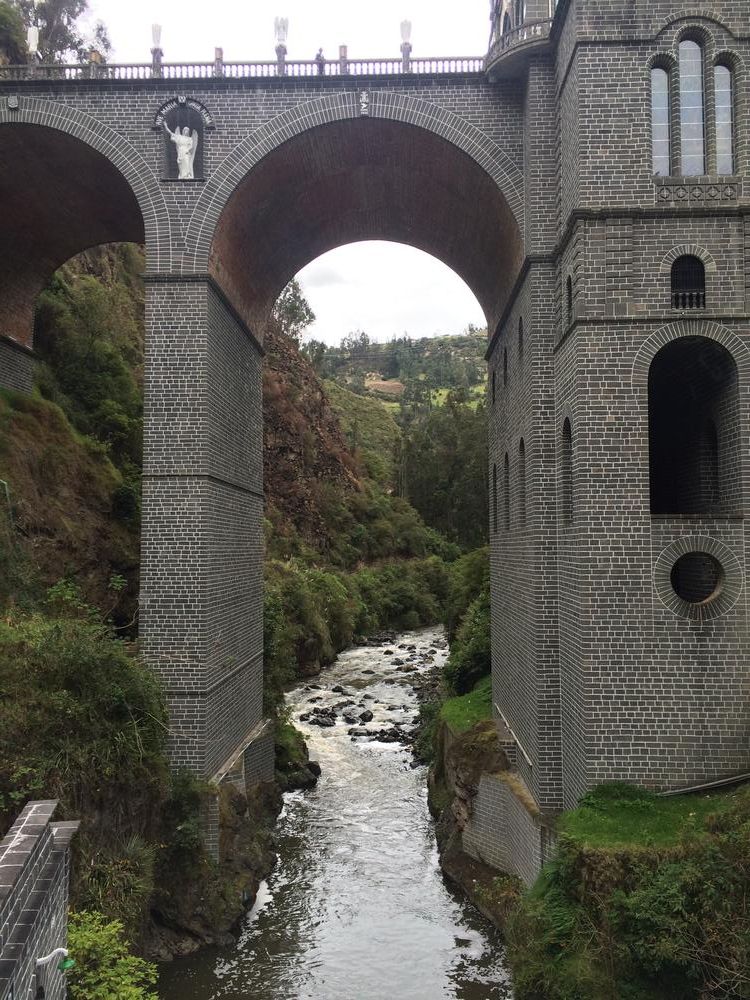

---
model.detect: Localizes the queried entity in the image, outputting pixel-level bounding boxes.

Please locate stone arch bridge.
[1,0,748,875]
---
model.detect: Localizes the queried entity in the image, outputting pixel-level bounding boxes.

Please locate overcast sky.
[85,0,491,345]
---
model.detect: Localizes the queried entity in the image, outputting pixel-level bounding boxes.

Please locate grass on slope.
[324,379,400,486]
[558,781,743,849]
[440,675,493,733]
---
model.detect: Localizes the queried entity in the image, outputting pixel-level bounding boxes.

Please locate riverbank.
[158,627,513,1000]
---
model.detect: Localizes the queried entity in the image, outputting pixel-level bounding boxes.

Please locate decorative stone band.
[654,177,739,205]
[653,535,744,622]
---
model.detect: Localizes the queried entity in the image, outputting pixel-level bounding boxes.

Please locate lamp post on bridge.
[151,23,163,79]
[400,19,412,73]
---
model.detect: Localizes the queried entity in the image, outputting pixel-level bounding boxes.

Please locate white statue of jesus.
[164,123,199,180]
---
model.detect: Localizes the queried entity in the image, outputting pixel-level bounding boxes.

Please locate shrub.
[67,910,158,1000]
[444,582,490,694]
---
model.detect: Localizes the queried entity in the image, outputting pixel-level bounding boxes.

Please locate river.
[158,627,513,1000]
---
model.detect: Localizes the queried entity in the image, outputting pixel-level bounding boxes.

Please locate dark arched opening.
[503,452,510,530]
[518,439,526,527]
[560,418,572,524]
[671,255,706,309]
[648,336,740,515]
[0,123,145,349]
[208,117,523,341]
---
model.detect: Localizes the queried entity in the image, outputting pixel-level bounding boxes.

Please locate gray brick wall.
[0,802,78,1000]
[0,339,34,394]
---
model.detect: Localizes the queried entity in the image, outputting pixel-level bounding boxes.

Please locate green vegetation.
[264,556,451,712]
[0,1,26,61]
[67,910,158,1000]
[558,781,738,848]
[399,392,488,549]
[8,0,111,61]
[324,379,400,486]
[440,675,493,734]
[508,782,750,1000]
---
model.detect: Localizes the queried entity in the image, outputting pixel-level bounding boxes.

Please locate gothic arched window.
[714,63,734,174]
[518,317,524,363]
[492,370,496,405]
[503,348,508,386]
[651,66,670,175]
[679,40,705,175]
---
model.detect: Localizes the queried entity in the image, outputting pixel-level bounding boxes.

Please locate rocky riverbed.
[158,626,513,1000]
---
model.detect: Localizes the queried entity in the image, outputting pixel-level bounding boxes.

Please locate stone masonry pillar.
[140,277,265,807]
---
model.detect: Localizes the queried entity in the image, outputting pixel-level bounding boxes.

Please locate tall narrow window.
[566,275,573,325]
[518,317,524,363]
[502,12,511,35]
[518,439,526,527]
[503,348,508,386]
[651,67,670,176]
[561,418,572,524]
[503,453,510,530]
[714,64,734,174]
[493,463,498,533]
[492,370,496,405]
[679,40,705,175]
[671,255,705,309]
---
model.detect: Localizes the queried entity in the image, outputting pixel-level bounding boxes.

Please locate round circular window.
[670,552,724,604]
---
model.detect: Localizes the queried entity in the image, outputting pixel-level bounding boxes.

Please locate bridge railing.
[0,56,484,82]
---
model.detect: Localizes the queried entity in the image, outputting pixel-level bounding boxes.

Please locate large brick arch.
[631,320,750,387]
[0,99,171,347]
[185,91,525,334]
[0,98,170,268]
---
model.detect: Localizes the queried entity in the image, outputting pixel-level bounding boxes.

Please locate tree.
[10,0,110,62]
[272,278,315,342]
[0,1,26,62]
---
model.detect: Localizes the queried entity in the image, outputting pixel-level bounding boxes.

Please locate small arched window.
[503,453,510,530]
[492,370,496,405]
[493,463,498,533]
[518,439,526,527]
[679,39,705,176]
[518,317,524,363]
[503,348,508,387]
[502,12,511,35]
[566,275,573,325]
[671,255,705,309]
[561,418,573,524]
[651,66,671,176]
[714,64,734,174]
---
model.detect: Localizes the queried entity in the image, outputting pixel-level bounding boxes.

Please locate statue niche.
[162,105,204,181]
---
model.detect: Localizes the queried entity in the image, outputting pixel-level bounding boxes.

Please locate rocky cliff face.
[263,322,360,548]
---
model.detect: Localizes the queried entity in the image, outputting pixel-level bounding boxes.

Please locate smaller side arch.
[0,97,172,271]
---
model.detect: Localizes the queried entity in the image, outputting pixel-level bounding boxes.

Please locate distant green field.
[323,380,400,486]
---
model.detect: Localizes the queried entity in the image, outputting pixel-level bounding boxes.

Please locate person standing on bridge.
[315,48,326,75]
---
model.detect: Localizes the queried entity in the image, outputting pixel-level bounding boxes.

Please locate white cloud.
[297,242,485,347]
